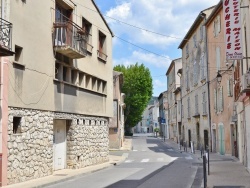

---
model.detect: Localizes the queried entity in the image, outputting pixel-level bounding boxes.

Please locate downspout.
[204,20,213,151]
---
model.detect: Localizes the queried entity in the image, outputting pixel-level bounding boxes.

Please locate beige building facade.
[205,1,236,157]
[178,7,214,149]
[1,0,113,185]
[166,58,182,142]
[109,71,125,149]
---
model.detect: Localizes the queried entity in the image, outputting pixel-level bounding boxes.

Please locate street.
[47,135,203,188]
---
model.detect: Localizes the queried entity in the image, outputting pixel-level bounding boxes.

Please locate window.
[14,45,23,63]
[79,72,84,87]
[227,78,233,97]
[202,92,207,115]
[85,74,91,89]
[216,47,221,71]
[13,117,22,134]
[214,86,224,113]
[63,66,69,82]
[213,15,221,37]
[193,61,197,85]
[92,77,97,91]
[195,94,199,115]
[82,18,93,53]
[186,68,190,90]
[55,63,61,80]
[193,34,197,48]
[187,97,190,118]
[98,31,107,61]
[71,69,77,84]
[200,53,205,80]
[178,102,181,115]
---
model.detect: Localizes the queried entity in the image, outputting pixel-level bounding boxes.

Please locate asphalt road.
[47,136,202,188]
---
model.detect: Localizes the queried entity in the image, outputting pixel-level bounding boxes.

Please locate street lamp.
[216,61,234,84]
[216,72,222,84]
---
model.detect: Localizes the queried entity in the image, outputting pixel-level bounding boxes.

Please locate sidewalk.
[3,138,132,188]
[165,139,250,188]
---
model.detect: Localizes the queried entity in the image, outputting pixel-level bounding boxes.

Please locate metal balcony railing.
[0,18,14,56]
[53,21,87,59]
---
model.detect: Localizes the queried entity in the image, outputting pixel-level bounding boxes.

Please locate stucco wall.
[8,0,113,117]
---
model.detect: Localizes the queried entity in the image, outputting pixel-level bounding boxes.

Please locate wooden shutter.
[218,15,221,33]
[216,47,221,71]
[214,89,217,112]
[219,86,223,112]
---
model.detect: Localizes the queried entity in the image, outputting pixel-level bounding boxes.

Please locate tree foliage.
[114,63,153,128]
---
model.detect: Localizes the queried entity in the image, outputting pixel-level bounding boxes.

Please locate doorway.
[213,129,217,152]
[219,123,225,155]
[231,124,238,158]
[204,130,209,150]
[188,129,191,147]
[196,123,200,149]
[53,119,67,170]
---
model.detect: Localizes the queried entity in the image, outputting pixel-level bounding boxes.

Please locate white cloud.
[106,2,131,21]
[113,50,171,68]
[105,0,220,47]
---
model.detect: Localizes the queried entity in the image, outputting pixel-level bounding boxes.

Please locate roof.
[178,6,215,49]
[113,71,124,84]
[205,0,222,26]
[166,58,182,75]
[92,0,114,37]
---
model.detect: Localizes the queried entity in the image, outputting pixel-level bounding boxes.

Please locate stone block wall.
[7,107,109,184]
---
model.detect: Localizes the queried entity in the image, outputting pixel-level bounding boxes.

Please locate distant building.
[109,71,125,149]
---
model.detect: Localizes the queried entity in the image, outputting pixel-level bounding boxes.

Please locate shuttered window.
[202,92,207,115]
[214,86,224,113]
[187,97,190,118]
[219,86,224,112]
[214,88,217,113]
[193,61,197,85]
[216,47,221,71]
[227,78,233,97]
[195,94,199,115]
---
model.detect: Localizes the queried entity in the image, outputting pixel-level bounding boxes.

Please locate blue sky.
[94,0,219,96]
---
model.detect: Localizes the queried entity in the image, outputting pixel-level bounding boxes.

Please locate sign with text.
[223,0,243,60]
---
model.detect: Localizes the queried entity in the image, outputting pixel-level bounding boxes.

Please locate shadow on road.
[105,162,174,188]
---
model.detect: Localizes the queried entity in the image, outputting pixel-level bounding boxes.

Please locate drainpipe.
[204,20,213,152]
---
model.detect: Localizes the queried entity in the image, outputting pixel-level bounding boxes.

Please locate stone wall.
[7,107,109,184]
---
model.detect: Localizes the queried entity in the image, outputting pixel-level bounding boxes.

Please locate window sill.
[97,56,107,63]
[13,61,26,68]
[200,78,206,83]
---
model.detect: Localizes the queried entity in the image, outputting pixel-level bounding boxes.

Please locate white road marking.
[133,150,138,152]
[157,158,164,162]
[141,159,150,163]
[168,149,174,151]
[125,160,133,163]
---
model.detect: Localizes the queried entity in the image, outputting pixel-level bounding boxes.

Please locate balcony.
[53,21,87,59]
[0,18,14,56]
[241,73,250,94]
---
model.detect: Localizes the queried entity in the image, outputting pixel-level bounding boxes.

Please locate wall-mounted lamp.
[216,62,234,84]
[216,72,222,84]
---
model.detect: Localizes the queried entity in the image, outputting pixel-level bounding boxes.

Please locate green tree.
[114,63,153,129]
